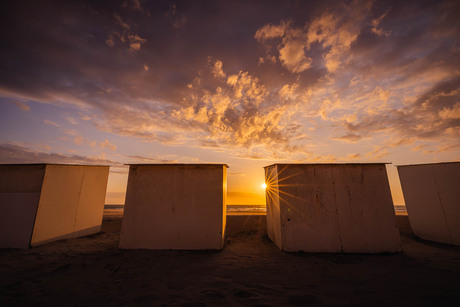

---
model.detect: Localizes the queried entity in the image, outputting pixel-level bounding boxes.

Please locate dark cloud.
[124,154,178,163]
[349,0,460,78]
[0,142,122,166]
[1,0,459,159]
[341,77,460,141]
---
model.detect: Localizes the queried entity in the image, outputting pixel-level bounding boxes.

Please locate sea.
[105,204,406,214]
[104,204,267,214]
[394,205,407,214]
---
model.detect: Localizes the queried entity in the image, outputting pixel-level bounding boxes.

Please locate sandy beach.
[1,211,460,306]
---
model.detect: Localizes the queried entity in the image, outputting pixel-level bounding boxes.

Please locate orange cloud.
[10,100,30,111]
[100,139,117,151]
[43,120,60,127]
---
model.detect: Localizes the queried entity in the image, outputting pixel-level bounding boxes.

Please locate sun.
[261,182,267,189]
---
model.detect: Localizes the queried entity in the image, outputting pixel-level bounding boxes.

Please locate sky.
[1,0,459,205]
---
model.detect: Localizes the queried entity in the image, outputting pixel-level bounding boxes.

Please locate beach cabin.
[120,164,228,250]
[0,164,109,249]
[397,162,460,246]
[264,163,401,253]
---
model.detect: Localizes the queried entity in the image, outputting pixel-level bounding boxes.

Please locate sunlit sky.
[1,0,459,205]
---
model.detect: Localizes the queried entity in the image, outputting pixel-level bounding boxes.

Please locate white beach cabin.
[0,164,109,248]
[264,163,402,253]
[120,164,228,250]
[397,162,460,246]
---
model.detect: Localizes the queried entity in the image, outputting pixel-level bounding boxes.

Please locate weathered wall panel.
[264,164,401,253]
[281,165,342,252]
[31,165,84,245]
[398,162,460,245]
[120,164,227,250]
[74,166,109,235]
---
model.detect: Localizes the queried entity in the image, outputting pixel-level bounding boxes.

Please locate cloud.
[106,12,147,52]
[66,117,78,125]
[308,1,372,72]
[127,34,147,52]
[106,31,147,52]
[122,0,143,12]
[226,71,266,103]
[124,155,177,163]
[114,13,130,30]
[1,0,459,162]
[438,102,460,120]
[287,0,460,159]
[124,154,199,163]
[279,40,312,73]
[254,22,287,40]
[278,83,299,99]
[210,60,226,79]
[436,142,460,153]
[10,100,30,111]
[336,77,460,146]
[172,16,187,29]
[255,1,372,73]
[255,21,312,73]
[64,129,102,148]
[100,139,117,151]
[227,171,246,176]
[170,61,306,152]
[2,1,296,155]
[0,142,122,166]
[165,3,176,16]
[364,145,390,160]
[333,133,362,143]
[371,13,391,37]
[44,120,60,127]
[165,3,187,29]
[132,0,142,11]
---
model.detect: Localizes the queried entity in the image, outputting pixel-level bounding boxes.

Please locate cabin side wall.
[0,165,46,249]
[398,163,460,245]
[74,166,109,236]
[31,165,108,246]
